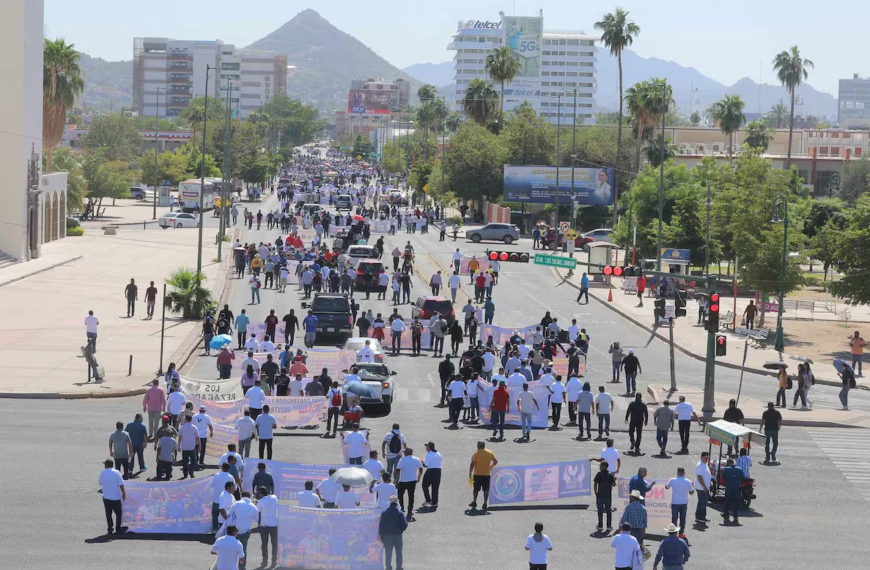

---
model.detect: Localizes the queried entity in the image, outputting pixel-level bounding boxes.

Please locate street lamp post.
[554,93,562,231]
[153,87,164,220]
[196,65,214,286]
[217,78,234,263]
[705,181,712,278]
[656,85,669,272]
[772,195,789,353]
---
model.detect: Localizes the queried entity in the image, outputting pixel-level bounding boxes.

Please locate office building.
[838,74,870,128]
[446,16,597,125]
[133,38,287,119]
[348,78,411,113]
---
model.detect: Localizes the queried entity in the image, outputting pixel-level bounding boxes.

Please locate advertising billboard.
[501,15,543,111]
[503,165,614,206]
[347,89,393,115]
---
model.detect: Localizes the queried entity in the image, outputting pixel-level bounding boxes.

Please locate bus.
[179,178,222,213]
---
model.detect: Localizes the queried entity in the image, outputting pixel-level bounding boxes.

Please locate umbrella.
[210,334,233,350]
[331,467,374,487]
[353,215,365,222]
[762,360,787,370]
[833,359,851,374]
[233,246,246,251]
[790,355,814,364]
[344,382,376,398]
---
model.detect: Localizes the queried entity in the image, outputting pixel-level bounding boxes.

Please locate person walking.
[673,396,698,454]
[447,375,466,427]
[694,452,712,524]
[576,272,590,304]
[775,364,788,408]
[343,423,368,465]
[517,383,540,440]
[550,375,566,428]
[665,467,695,538]
[652,524,690,570]
[621,349,642,395]
[595,385,613,440]
[145,281,158,319]
[85,310,100,352]
[255,405,277,460]
[124,278,138,317]
[792,363,809,409]
[255,487,279,567]
[722,399,745,455]
[382,423,407,477]
[654,400,675,457]
[849,330,865,377]
[593,460,617,531]
[379,496,408,570]
[227,492,259,570]
[178,415,200,478]
[625,393,649,455]
[469,441,497,512]
[722,458,745,524]
[839,363,856,411]
[390,316,406,355]
[326,382,342,436]
[760,401,782,463]
[235,310,250,350]
[608,342,624,384]
[525,522,554,570]
[448,271,461,303]
[421,442,442,508]
[395,448,423,520]
[98,459,126,534]
[193,405,214,467]
[109,421,133,479]
[125,414,148,473]
[576,382,595,439]
[629,467,655,499]
[611,522,643,570]
[142,379,166,441]
[619,490,648,546]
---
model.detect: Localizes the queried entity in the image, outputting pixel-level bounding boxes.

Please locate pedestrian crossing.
[806,428,870,504]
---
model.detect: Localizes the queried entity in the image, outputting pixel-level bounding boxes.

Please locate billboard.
[503,165,614,206]
[501,16,543,111]
[347,89,393,115]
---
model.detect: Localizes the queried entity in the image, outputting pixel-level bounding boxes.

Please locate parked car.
[466,223,521,244]
[354,259,387,291]
[411,295,456,324]
[335,194,353,211]
[129,187,147,201]
[158,212,199,229]
[342,337,385,363]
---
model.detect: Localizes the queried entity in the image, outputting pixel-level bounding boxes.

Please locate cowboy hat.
[629,490,644,500]
[664,523,679,533]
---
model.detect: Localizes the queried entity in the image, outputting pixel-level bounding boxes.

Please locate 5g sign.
[518,40,537,53]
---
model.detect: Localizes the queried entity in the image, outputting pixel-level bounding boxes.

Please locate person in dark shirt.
[216,315,231,336]
[275,369,291,396]
[621,349,642,395]
[379,497,408,570]
[282,310,299,346]
[722,458,745,524]
[265,310,280,342]
[218,304,234,326]
[625,393,649,455]
[438,355,455,406]
[251,462,275,495]
[318,368,333,394]
[202,317,215,356]
[722,399,745,455]
[760,402,782,463]
[459,361,474,381]
[470,352,485,374]
[261,355,279,390]
[593,461,616,530]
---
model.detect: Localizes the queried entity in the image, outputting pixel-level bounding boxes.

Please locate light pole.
[217,77,234,263]
[705,181,712,278]
[554,93,562,232]
[570,89,577,229]
[196,65,214,286]
[440,96,446,204]
[152,87,164,220]
[655,83,669,272]
[772,195,789,353]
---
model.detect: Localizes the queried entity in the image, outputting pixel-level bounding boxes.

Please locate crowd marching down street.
[95,147,767,570]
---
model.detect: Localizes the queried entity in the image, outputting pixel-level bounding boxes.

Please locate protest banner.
[338,429,371,463]
[179,375,243,402]
[365,326,430,349]
[459,254,490,274]
[478,380,549,428]
[232,347,357,375]
[549,355,586,378]
[122,478,211,534]
[186,397,247,424]
[268,396,327,427]
[618,477,671,530]
[489,459,592,505]
[205,423,239,458]
[242,459,375,506]
[277,506,383,570]
[370,219,390,234]
[479,323,539,345]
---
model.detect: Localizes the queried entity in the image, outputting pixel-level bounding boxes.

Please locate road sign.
[559,222,570,233]
[564,229,579,240]
[534,253,577,269]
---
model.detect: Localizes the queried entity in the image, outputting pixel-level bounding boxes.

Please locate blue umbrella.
[833,359,851,374]
[343,382,376,398]
[210,334,233,350]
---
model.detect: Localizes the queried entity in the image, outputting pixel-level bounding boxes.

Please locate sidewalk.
[0,227,223,398]
[78,198,177,229]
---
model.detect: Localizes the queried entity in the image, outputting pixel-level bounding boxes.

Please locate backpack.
[850,374,857,389]
[331,390,342,407]
[388,432,402,454]
[786,376,793,390]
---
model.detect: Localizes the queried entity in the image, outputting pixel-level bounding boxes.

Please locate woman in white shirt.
[421,441,443,508]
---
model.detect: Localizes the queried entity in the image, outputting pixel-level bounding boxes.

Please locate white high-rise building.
[447,17,597,125]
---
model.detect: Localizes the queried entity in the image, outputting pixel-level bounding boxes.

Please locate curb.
[551,267,861,390]
[0,387,148,400]
[82,219,159,228]
[0,256,83,289]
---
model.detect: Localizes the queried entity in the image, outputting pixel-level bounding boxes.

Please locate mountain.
[77,53,133,112]
[595,48,838,119]
[402,62,454,89]
[246,9,421,114]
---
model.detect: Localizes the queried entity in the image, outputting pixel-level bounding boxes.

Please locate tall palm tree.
[773,46,813,168]
[594,8,640,217]
[626,78,672,168]
[765,102,790,129]
[485,46,521,116]
[710,94,746,164]
[462,79,499,127]
[43,38,84,172]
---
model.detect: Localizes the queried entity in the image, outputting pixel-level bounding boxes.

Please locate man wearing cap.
[379,495,408,570]
[611,522,643,570]
[620,490,648,546]
[193,405,214,468]
[653,524,690,570]
[216,345,236,380]
[621,348,642,395]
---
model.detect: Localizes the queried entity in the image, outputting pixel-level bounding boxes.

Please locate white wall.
[0,0,43,259]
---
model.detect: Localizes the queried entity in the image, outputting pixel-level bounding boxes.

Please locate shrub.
[449,215,463,227]
[165,267,215,319]
[67,226,84,236]
[66,217,80,229]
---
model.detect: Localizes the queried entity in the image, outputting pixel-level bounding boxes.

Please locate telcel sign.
[458,19,502,30]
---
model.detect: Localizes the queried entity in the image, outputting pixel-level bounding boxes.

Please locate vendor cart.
[704,420,764,509]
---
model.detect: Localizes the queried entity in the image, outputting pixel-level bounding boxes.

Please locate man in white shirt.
[564,376,582,425]
[525,522,554,568]
[507,370,526,389]
[447,377,466,427]
[255,405,277,460]
[516,384,540,440]
[593,439,621,474]
[240,353,260,375]
[193,405,214,467]
[595,386,614,439]
[382,424,407,476]
[390,317,406,355]
[297,480,322,508]
[673,395,699,453]
[550,376,567,428]
[227,492,259,567]
[362,450,385,481]
[448,271,462,303]
[236,410,257,459]
[610,523,642,570]
[357,340,375,363]
[218,480,237,528]
[336,485,361,508]
[665,467,695,536]
[694,452,713,524]
[244,334,261,353]
[370,471,398,512]
[451,249,462,273]
[316,468,341,508]
[568,319,580,343]
[85,310,100,352]
[211,525,245,570]
[395,448,424,520]
[256,487,279,566]
[246,382,267,420]
[166,388,186,427]
[218,444,244,479]
[343,423,368,464]
[517,340,532,360]
[212,464,237,531]
[378,271,390,300]
[288,374,304,397]
[481,349,496,382]
[98,459,126,534]
[259,338,276,353]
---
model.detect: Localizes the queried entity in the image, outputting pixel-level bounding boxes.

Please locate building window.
[221,63,240,70]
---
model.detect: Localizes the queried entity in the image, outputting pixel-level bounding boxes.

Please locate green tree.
[744,119,772,151]
[43,38,85,172]
[463,79,499,127]
[181,96,226,153]
[764,102,790,129]
[82,151,130,208]
[49,147,85,211]
[445,112,462,133]
[261,95,326,148]
[165,267,215,319]
[442,122,506,203]
[485,46,522,116]
[593,111,620,125]
[409,161,433,193]
[826,195,870,304]
[81,113,142,161]
[139,148,190,188]
[710,95,746,164]
[808,220,842,281]
[626,78,672,169]
[690,111,701,126]
[839,157,870,205]
[644,135,675,168]
[661,181,722,263]
[773,46,813,167]
[503,102,554,166]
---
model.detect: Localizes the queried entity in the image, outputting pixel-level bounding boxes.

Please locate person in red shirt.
[265,309,280,343]
[475,273,487,303]
[216,345,236,379]
[490,381,511,440]
[636,276,646,308]
[289,356,309,377]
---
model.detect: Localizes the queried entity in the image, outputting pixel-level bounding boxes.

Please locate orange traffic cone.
[607,289,613,302]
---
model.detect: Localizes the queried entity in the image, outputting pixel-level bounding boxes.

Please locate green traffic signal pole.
[772,195,788,354]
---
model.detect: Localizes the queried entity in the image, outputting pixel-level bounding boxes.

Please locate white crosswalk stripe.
[807,428,870,503]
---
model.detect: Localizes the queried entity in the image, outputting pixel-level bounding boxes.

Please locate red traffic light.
[489,252,498,261]
[613,266,623,277]
[500,252,508,261]
[710,293,720,313]
[603,266,613,275]
[717,337,726,345]
[603,266,624,276]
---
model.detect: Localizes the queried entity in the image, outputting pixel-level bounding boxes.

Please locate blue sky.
[46,0,853,95]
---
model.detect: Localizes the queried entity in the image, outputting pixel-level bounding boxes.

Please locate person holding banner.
[211,525,245,570]
[98,459,126,535]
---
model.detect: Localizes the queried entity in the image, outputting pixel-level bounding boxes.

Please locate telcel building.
[447,14,597,125]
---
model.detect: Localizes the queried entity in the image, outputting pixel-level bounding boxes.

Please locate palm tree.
[485,46,521,116]
[626,78,672,168]
[773,46,813,167]
[43,38,84,172]
[445,112,462,133]
[689,111,701,126]
[462,79,499,127]
[710,94,746,164]
[645,135,675,167]
[165,267,215,319]
[594,8,640,210]
[49,147,85,211]
[765,102,790,129]
[744,119,773,151]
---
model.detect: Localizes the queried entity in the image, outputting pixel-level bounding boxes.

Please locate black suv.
[301,293,353,341]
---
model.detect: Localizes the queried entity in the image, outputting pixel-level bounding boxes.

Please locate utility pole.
[554,93,561,231]
[440,96,446,199]
[196,65,214,286]
[669,317,677,391]
[656,84,668,272]
[570,89,577,229]
[152,87,164,220]
[703,275,718,417]
[705,181,712,278]
[217,78,233,263]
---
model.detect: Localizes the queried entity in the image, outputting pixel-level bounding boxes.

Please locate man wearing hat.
[192,405,214,468]
[619,489,648,546]
[216,345,236,380]
[379,496,407,570]
[621,348,642,395]
[653,524,690,570]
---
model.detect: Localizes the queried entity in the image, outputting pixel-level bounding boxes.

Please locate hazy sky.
[46,0,855,95]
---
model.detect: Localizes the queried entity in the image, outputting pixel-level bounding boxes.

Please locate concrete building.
[63,125,193,154]
[133,38,287,119]
[349,78,411,113]
[447,16,597,125]
[838,74,870,128]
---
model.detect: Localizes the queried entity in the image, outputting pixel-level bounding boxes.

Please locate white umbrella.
[330,467,374,487]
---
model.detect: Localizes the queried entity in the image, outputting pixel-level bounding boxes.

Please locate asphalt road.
[6,195,868,570]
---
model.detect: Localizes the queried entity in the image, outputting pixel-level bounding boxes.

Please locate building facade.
[838,74,870,128]
[133,38,287,119]
[349,78,411,113]
[447,16,597,125]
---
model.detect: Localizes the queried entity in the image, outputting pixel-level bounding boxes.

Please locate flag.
[231,105,239,119]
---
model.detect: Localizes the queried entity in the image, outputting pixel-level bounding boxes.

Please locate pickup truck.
[301,293,354,341]
[344,362,397,414]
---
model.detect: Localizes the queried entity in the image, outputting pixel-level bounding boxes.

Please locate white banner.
[179,375,244,402]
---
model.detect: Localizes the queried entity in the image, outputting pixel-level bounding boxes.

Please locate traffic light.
[716,335,727,356]
[623,266,643,277]
[674,290,687,318]
[602,265,624,277]
[487,250,530,263]
[654,298,666,320]
[706,293,720,331]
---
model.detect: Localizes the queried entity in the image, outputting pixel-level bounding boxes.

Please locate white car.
[158,212,199,229]
[347,245,377,259]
